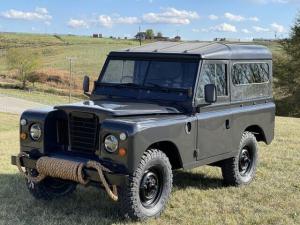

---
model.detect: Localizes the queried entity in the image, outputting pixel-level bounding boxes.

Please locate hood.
[54,100,183,116]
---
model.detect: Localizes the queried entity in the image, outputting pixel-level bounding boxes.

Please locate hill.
[0,33,140,97]
[0,32,293,116]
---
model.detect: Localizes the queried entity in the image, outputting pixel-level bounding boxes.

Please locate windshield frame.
[96,55,200,92]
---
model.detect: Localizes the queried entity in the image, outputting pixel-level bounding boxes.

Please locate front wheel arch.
[147,141,183,170]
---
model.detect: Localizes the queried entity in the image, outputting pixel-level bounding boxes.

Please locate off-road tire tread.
[221,131,258,186]
[119,149,173,220]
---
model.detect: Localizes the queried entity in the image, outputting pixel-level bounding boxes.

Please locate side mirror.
[204,84,217,104]
[83,75,90,93]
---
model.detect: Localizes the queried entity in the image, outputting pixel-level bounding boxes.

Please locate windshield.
[99,59,199,90]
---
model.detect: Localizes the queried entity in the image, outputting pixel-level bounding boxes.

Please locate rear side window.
[232,63,269,85]
[197,63,227,98]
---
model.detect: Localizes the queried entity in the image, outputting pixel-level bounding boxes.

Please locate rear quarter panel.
[231,100,275,152]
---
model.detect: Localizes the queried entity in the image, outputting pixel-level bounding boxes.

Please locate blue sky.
[0,0,299,40]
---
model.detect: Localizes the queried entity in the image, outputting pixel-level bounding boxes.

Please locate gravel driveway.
[0,94,48,114]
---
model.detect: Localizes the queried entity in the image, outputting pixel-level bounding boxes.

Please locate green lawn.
[0,112,299,225]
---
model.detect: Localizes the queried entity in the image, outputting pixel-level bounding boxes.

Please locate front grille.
[69,112,98,154]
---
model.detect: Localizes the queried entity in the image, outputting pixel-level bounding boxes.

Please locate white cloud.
[249,16,259,22]
[211,23,237,32]
[1,7,52,21]
[225,12,245,22]
[142,7,199,25]
[35,7,48,14]
[67,19,89,29]
[253,26,270,32]
[271,22,286,33]
[242,28,251,34]
[98,15,113,28]
[208,14,218,20]
[224,12,259,22]
[98,15,140,27]
[115,16,140,25]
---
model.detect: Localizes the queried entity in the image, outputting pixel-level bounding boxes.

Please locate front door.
[195,60,233,160]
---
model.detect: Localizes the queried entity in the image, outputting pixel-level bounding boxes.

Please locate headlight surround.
[29,123,42,141]
[104,134,119,153]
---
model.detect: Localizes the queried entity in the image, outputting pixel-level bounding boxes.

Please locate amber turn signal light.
[20,132,27,140]
[118,148,127,157]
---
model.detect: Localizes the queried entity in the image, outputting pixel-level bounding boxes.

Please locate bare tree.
[6,48,40,89]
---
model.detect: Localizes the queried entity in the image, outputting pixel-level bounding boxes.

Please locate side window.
[232,63,269,85]
[197,63,227,99]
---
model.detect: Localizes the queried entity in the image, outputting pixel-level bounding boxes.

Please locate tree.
[6,48,40,89]
[27,72,41,87]
[157,32,163,38]
[145,29,154,39]
[275,13,300,95]
[273,12,300,116]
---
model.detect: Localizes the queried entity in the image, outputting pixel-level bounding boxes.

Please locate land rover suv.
[12,42,275,220]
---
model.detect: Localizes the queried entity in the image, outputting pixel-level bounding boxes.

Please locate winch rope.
[16,152,46,183]
[16,153,118,201]
[86,161,118,201]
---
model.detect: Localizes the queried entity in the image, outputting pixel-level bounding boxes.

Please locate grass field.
[0,33,281,84]
[0,112,299,225]
[0,33,139,79]
[0,88,82,105]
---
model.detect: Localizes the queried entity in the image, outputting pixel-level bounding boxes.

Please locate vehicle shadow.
[173,170,225,190]
[0,170,224,225]
[0,173,124,225]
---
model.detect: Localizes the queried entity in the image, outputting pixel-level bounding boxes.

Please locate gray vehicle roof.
[113,41,272,60]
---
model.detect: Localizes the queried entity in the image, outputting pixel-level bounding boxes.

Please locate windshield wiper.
[115,83,141,88]
[145,82,172,92]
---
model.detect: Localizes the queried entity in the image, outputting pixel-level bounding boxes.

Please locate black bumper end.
[11,155,128,186]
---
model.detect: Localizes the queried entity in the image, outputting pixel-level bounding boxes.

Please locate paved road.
[0,94,48,114]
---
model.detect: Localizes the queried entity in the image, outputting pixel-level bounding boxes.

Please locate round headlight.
[104,135,118,153]
[30,123,42,141]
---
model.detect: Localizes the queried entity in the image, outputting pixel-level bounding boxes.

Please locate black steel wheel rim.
[139,168,163,208]
[239,148,253,176]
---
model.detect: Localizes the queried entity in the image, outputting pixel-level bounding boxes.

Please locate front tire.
[119,149,173,220]
[26,173,77,200]
[221,132,258,186]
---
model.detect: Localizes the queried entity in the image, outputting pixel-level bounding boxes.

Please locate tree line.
[273,13,300,116]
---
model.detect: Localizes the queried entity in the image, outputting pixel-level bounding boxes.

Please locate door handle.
[225,119,230,129]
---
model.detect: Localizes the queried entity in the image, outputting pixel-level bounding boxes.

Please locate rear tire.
[26,172,77,200]
[221,132,258,186]
[118,149,173,220]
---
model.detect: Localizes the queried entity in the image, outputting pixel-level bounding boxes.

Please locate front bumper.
[11,155,128,186]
